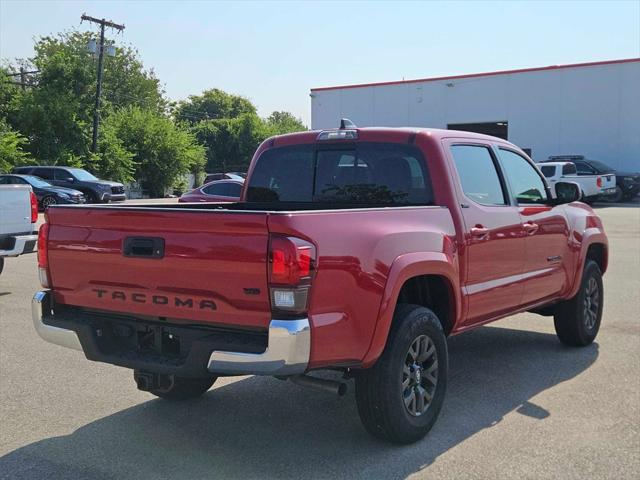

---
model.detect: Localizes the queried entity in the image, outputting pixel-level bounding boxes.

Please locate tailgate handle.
[123,237,165,259]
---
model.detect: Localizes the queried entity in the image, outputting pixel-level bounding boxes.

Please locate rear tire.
[355,304,448,444]
[146,375,216,401]
[554,260,603,346]
[0,257,4,275]
[609,186,623,203]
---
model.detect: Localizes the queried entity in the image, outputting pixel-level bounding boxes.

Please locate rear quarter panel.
[268,207,457,369]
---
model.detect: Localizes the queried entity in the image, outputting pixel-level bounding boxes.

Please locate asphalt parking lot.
[1,201,638,480]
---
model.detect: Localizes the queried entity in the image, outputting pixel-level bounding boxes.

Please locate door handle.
[470,225,490,240]
[523,222,539,235]
[123,237,165,259]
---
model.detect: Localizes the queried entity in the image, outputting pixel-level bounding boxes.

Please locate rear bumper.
[31,290,310,377]
[31,291,83,350]
[0,233,37,258]
[208,319,310,375]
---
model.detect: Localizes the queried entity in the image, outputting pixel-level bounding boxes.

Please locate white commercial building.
[310,58,640,171]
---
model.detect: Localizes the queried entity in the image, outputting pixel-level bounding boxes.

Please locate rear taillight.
[596,177,603,188]
[37,222,50,288]
[269,235,316,317]
[30,191,38,223]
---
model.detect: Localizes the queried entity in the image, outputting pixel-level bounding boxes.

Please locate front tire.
[355,304,448,444]
[145,374,217,401]
[554,260,603,346]
[84,191,98,204]
[41,195,57,210]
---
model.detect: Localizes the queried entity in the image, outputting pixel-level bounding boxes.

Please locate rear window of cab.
[246,143,433,206]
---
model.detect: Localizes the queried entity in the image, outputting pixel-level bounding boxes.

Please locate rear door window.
[540,166,556,178]
[202,183,228,196]
[54,169,73,180]
[574,161,596,175]
[562,163,577,175]
[246,143,432,205]
[33,168,55,180]
[450,145,507,205]
[225,183,242,197]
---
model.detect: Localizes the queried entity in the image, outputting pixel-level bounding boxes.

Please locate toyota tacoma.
[32,122,608,444]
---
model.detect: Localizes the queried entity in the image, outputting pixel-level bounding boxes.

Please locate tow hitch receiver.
[134,370,173,392]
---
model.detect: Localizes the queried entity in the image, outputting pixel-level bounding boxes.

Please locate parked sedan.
[178,179,244,203]
[0,174,85,210]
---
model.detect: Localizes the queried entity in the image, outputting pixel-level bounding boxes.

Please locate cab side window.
[498,149,548,204]
[450,145,507,206]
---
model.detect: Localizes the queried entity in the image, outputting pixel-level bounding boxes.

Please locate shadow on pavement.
[0,325,598,480]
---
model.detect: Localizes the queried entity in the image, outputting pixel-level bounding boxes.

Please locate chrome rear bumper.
[208,319,310,376]
[32,291,82,351]
[31,290,310,376]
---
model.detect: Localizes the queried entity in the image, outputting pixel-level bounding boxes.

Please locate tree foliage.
[266,111,306,133]
[102,107,205,197]
[3,31,163,164]
[0,120,32,172]
[0,28,307,195]
[174,88,256,124]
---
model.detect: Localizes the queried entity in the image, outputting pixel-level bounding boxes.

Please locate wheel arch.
[566,230,608,299]
[361,252,461,367]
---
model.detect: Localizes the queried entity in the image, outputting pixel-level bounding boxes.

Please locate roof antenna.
[340,118,356,129]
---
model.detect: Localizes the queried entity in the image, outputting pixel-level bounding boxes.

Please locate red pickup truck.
[33,123,608,444]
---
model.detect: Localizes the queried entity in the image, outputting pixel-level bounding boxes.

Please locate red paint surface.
[45,127,608,370]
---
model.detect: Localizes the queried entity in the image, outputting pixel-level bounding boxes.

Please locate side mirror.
[554,181,581,204]
[65,177,75,183]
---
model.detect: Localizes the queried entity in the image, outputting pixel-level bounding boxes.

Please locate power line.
[80,13,125,153]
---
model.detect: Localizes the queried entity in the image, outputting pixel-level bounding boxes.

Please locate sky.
[1,0,639,126]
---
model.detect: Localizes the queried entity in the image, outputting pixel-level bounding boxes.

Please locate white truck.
[538,162,614,204]
[0,184,38,275]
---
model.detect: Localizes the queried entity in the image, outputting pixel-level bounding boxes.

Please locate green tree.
[0,120,32,172]
[266,111,306,134]
[175,88,256,124]
[4,31,163,165]
[102,107,205,197]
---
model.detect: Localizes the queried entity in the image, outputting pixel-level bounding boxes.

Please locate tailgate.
[601,174,616,191]
[46,206,271,329]
[0,185,32,236]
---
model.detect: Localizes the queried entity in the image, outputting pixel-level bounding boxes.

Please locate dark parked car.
[178,179,244,203]
[12,166,125,203]
[0,174,85,210]
[202,172,245,185]
[544,155,640,202]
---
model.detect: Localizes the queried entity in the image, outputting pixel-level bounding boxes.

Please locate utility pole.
[4,69,38,88]
[81,14,125,153]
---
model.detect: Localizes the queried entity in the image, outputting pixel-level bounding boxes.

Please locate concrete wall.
[311,61,640,171]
